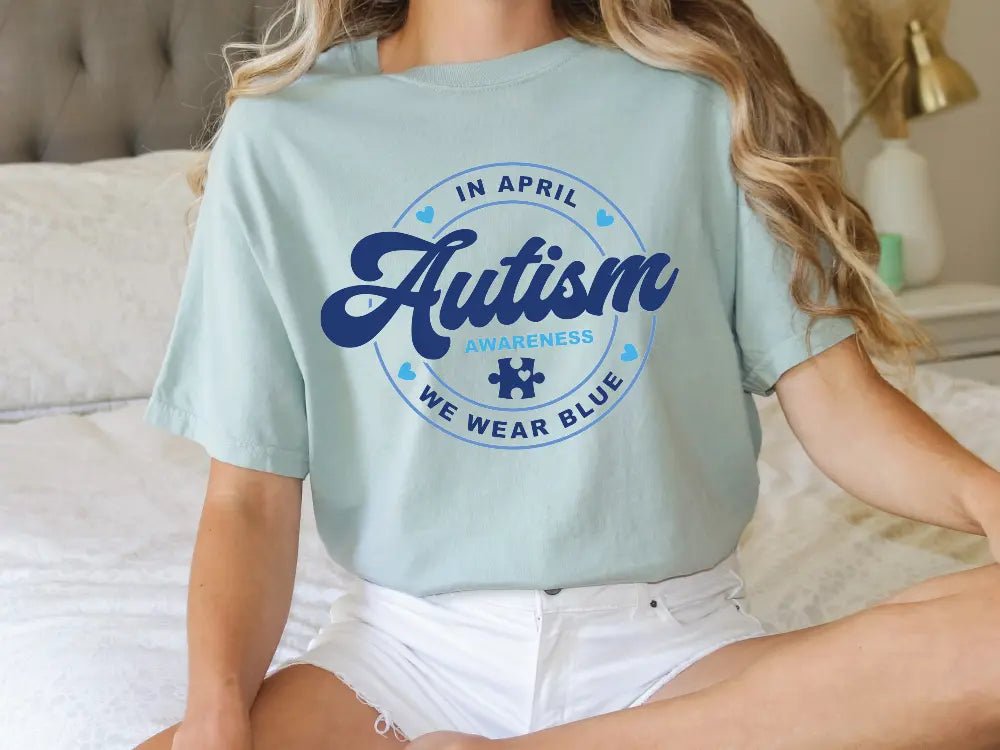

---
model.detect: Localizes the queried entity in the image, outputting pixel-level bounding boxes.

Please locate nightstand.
[896,282,1000,385]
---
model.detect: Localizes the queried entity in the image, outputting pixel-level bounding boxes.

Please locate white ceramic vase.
[862,139,946,288]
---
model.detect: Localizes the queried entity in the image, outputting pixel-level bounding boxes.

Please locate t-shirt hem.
[143,397,309,479]
[742,322,857,397]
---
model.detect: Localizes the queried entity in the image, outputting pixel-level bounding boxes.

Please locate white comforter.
[0,368,995,750]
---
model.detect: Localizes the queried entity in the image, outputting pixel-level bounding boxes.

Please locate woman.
[137,0,1000,748]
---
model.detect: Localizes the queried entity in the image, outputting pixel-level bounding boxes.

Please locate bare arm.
[174,459,303,748]
[773,335,1000,560]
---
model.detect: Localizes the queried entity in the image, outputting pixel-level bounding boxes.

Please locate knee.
[868,569,1000,716]
[924,575,1000,714]
[957,573,1000,683]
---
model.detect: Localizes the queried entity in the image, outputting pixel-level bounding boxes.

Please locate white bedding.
[0,150,195,419]
[0,367,994,750]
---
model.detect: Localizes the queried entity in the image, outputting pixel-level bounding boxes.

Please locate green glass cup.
[878,233,904,293]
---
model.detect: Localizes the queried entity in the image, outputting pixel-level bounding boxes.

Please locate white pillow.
[0,150,197,418]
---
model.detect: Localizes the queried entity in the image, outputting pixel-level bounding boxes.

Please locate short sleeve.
[734,189,857,397]
[144,124,309,478]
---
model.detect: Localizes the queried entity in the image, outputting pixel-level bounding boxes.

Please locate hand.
[170,712,252,750]
[406,730,493,750]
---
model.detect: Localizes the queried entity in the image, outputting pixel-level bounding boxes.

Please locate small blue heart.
[416,206,435,224]
[398,362,416,381]
[620,344,639,363]
[596,208,614,227]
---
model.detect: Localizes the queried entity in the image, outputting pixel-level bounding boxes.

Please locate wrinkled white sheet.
[0,367,994,750]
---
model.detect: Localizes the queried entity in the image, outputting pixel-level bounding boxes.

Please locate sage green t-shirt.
[146,36,855,596]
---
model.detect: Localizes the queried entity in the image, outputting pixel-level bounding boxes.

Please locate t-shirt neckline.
[352,35,588,88]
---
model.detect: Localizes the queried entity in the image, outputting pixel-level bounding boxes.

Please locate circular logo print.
[321,162,678,450]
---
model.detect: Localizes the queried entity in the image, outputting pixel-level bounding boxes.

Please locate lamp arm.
[840,55,907,142]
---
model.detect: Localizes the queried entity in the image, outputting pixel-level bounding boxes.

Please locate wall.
[747,0,1000,285]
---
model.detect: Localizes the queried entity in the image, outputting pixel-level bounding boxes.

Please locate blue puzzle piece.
[488,357,546,400]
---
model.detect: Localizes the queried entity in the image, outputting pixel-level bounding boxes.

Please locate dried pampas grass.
[820,0,952,138]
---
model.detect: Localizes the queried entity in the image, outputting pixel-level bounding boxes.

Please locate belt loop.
[636,581,649,610]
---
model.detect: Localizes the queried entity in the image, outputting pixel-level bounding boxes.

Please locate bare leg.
[135,664,408,749]
[492,563,1000,749]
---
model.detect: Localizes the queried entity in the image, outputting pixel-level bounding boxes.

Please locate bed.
[0,3,995,749]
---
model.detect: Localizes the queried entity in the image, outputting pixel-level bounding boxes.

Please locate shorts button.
[543,588,562,595]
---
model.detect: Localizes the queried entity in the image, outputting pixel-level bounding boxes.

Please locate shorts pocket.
[643,567,746,628]
[723,568,768,633]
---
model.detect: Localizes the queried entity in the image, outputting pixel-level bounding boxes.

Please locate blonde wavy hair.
[192,0,931,371]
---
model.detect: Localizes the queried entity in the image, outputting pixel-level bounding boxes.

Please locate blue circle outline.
[379,160,655,449]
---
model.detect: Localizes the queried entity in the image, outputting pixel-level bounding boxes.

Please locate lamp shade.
[904,19,980,120]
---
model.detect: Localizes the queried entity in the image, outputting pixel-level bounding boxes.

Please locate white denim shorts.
[284,547,768,742]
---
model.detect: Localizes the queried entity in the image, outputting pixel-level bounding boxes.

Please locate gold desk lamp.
[840,19,979,142]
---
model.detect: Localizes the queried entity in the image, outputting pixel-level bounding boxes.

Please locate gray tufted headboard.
[0,0,285,164]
